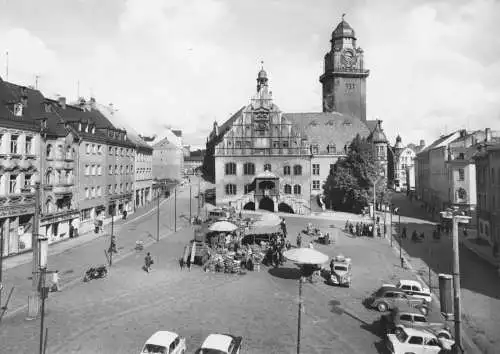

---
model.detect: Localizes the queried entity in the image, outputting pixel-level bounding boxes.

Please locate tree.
[323,134,391,212]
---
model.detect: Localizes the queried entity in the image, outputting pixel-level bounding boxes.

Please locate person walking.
[144,252,154,273]
[296,233,302,248]
[52,270,61,292]
[402,226,407,239]
[179,257,185,270]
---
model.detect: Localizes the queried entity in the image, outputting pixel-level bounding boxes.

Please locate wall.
[429,146,449,209]
[310,155,342,196]
[153,146,183,182]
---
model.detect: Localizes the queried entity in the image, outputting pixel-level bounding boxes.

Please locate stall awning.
[247,224,280,235]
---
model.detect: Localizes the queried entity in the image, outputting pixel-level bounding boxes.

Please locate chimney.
[419,139,425,147]
[89,97,96,109]
[79,97,86,107]
[58,96,66,109]
[485,128,492,142]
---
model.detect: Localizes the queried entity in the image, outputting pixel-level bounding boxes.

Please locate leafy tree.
[322,134,391,212]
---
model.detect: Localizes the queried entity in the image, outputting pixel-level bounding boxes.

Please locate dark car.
[380,305,452,339]
[364,286,429,315]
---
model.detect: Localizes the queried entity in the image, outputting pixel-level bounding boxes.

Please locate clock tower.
[319,16,369,121]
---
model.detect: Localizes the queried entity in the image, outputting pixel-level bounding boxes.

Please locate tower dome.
[332,17,356,40]
[258,68,267,79]
[256,61,269,92]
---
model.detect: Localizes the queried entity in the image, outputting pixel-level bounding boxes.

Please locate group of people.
[344,220,382,237]
[264,233,292,268]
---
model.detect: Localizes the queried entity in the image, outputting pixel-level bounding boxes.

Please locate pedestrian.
[186,257,191,271]
[402,226,407,239]
[52,270,60,292]
[296,233,302,248]
[179,257,185,270]
[144,252,153,273]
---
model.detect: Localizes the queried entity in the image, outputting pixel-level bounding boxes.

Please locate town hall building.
[203,17,388,214]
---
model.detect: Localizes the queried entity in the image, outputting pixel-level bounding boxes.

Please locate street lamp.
[154,178,160,242]
[439,210,471,354]
[27,174,42,320]
[38,236,48,354]
[196,170,202,217]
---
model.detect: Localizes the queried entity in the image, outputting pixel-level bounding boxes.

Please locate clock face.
[341,50,356,67]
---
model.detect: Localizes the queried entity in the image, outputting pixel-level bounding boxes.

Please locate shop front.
[0,204,36,256]
[108,192,133,218]
[41,210,80,244]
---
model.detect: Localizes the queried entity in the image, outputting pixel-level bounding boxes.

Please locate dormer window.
[327,144,336,154]
[14,103,23,117]
[84,124,89,133]
[44,103,52,113]
[91,126,95,134]
[311,144,319,154]
[78,122,82,131]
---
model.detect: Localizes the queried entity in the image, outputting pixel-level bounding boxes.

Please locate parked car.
[364,285,429,315]
[383,279,432,303]
[328,255,352,287]
[140,331,187,354]
[385,327,454,354]
[380,305,452,339]
[199,333,242,354]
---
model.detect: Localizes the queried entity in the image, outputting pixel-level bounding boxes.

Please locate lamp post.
[196,170,202,217]
[38,236,48,354]
[189,182,192,224]
[440,210,470,354]
[174,186,177,232]
[389,204,393,248]
[27,177,42,319]
[154,179,160,242]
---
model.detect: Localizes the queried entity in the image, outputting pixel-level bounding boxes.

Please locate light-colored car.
[140,331,186,354]
[200,333,242,354]
[383,279,432,303]
[328,255,352,287]
[386,327,454,354]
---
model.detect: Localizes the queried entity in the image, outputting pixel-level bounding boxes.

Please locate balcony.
[51,159,75,170]
[53,184,73,196]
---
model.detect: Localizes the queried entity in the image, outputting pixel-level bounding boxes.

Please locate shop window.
[293,184,301,195]
[225,184,237,195]
[284,184,292,194]
[283,166,291,175]
[225,162,236,175]
[243,162,255,175]
[293,165,302,175]
[312,164,320,175]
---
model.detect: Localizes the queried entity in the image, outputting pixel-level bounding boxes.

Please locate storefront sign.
[41,210,80,225]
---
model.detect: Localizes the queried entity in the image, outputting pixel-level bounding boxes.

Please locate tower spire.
[342,13,346,21]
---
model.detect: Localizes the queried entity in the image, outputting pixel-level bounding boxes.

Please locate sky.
[1,0,499,149]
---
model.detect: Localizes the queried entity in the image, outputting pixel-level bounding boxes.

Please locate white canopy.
[283,248,329,265]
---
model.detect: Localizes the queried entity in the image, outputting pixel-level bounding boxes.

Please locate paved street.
[1,201,453,354]
[0,178,206,321]
[392,192,500,353]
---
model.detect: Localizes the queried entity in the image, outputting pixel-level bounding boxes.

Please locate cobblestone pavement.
[0,214,453,354]
[391,192,499,354]
[0,182,198,321]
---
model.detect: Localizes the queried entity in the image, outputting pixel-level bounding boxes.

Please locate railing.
[53,185,73,195]
[215,147,310,156]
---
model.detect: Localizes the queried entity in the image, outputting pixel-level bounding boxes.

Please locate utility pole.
[109,207,114,267]
[372,178,377,227]
[0,217,4,309]
[389,205,393,248]
[189,183,192,224]
[156,188,160,242]
[27,181,41,319]
[174,187,177,232]
[39,267,46,354]
[297,274,303,354]
[399,213,403,267]
[197,172,201,217]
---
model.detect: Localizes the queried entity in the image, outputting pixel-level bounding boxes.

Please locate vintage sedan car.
[140,331,187,354]
[386,327,454,353]
[383,279,432,303]
[380,305,452,339]
[199,333,242,354]
[328,255,352,287]
[364,285,429,315]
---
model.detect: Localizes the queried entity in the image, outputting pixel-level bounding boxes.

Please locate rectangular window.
[108,184,112,194]
[91,165,96,175]
[312,180,320,190]
[81,208,92,221]
[25,136,32,154]
[311,145,319,154]
[312,164,320,175]
[86,144,91,154]
[91,187,95,197]
[10,135,18,154]
[97,145,102,154]
[97,165,102,175]
[108,146,112,155]
[97,186,101,196]
[282,141,289,148]
[273,141,280,148]
[85,165,90,176]
[92,144,96,154]
[458,168,465,181]
[85,187,89,198]
[24,174,32,188]
[9,175,17,193]
[114,184,118,193]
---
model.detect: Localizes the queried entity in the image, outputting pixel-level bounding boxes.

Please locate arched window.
[46,144,53,158]
[284,184,292,194]
[244,184,252,194]
[225,184,237,195]
[293,165,302,175]
[264,163,271,172]
[225,162,236,175]
[283,166,291,175]
[45,169,52,185]
[45,198,54,213]
[293,184,301,195]
[243,162,255,175]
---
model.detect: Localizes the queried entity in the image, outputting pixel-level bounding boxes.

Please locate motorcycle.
[83,265,108,282]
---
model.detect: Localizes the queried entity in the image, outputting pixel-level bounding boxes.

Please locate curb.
[459,238,500,270]
[1,222,188,322]
[384,236,482,354]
